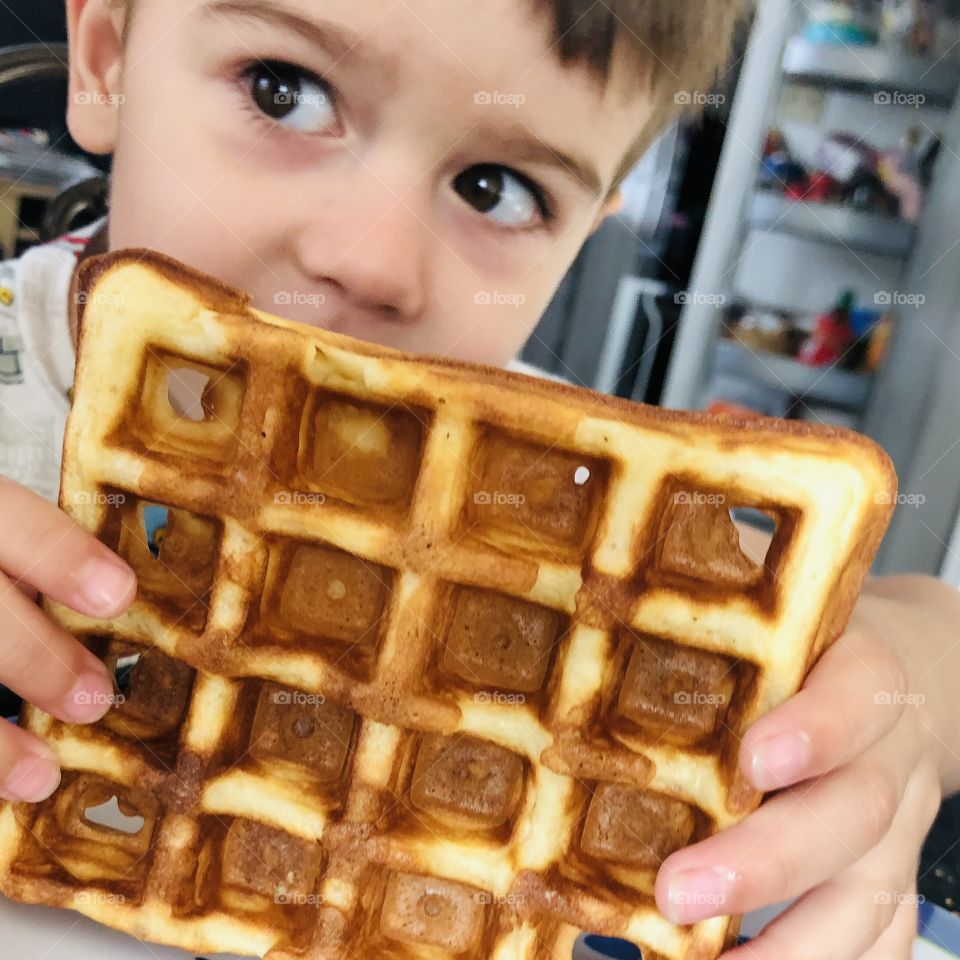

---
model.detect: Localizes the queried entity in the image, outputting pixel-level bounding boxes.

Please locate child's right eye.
[244,60,339,135]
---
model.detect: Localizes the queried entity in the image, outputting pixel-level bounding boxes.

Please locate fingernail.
[62,669,115,723]
[2,746,61,802]
[666,866,733,924]
[749,730,811,790]
[75,558,134,616]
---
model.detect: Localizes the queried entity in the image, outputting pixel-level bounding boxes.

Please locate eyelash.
[234,59,556,229]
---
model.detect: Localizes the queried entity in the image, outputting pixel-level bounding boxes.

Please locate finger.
[0,476,135,618]
[657,721,919,923]
[716,878,916,960]
[740,628,908,791]
[714,762,936,960]
[859,897,918,960]
[0,720,60,803]
[0,571,115,723]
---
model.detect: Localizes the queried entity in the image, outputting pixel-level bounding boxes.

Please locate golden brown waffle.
[0,251,895,960]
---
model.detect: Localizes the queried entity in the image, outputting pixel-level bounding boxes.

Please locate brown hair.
[539,0,751,189]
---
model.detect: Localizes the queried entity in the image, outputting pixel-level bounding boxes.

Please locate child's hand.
[0,477,135,803]
[655,574,957,959]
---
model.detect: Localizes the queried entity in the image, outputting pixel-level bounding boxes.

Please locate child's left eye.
[453,164,552,228]
[245,60,337,134]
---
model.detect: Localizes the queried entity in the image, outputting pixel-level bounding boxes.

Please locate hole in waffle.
[113,500,220,629]
[582,935,642,960]
[729,506,777,568]
[113,652,141,697]
[142,505,168,559]
[100,645,195,742]
[658,485,770,588]
[122,350,245,464]
[574,465,591,485]
[83,796,145,836]
[167,367,211,422]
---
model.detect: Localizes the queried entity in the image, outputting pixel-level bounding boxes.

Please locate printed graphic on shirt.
[0,336,23,385]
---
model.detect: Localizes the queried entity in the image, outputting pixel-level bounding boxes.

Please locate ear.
[65,0,127,155]
[588,189,624,235]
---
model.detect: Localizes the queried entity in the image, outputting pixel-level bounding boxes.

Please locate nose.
[294,167,429,320]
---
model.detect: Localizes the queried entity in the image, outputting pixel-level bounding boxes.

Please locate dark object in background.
[0,685,21,722]
[0,1,107,171]
[921,794,960,916]
[40,173,108,242]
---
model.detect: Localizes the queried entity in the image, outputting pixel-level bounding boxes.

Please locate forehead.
[178,0,645,176]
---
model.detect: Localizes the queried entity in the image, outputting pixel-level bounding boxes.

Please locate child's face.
[70,0,650,364]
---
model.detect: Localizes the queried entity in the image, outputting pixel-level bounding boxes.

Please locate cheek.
[107,118,275,277]
[424,288,550,366]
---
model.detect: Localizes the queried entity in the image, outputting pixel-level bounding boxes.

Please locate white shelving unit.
[783,35,959,104]
[663,0,959,425]
[662,0,960,575]
[749,189,916,257]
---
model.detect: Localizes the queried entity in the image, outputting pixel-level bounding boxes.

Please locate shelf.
[783,36,960,106]
[715,338,872,410]
[749,190,915,258]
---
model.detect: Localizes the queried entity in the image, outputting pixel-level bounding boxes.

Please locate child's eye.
[246,60,337,134]
[453,164,552,228]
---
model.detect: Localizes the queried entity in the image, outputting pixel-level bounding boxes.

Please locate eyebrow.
[484,127,606,200]
[201,0,366,62]
[201,0,605,199]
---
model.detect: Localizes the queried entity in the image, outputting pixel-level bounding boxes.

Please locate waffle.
[0,251,896,960]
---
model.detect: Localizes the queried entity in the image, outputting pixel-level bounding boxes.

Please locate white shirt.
[0,224,563,503]
[0,224,100,502]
